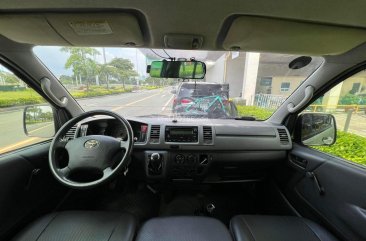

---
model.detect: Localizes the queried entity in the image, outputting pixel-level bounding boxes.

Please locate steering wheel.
[49,110,133,189]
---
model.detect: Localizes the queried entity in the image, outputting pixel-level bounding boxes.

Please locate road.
[0,88,174,154]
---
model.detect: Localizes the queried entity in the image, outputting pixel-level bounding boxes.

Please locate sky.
[33,46,148,78]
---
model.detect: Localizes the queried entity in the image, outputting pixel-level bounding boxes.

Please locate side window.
[0,65,55,155]
[303,71,366,166]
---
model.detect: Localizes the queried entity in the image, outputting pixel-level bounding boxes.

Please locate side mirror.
[296,113,336,146]
[23,105,55,138]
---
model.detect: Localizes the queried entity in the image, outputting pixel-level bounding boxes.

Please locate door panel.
[0,142,66,240]
[286,144,366,241]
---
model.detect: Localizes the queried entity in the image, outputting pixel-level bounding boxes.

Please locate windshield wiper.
[234,116,256,121]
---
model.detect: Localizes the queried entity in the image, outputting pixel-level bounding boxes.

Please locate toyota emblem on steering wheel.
[84,139,100,149]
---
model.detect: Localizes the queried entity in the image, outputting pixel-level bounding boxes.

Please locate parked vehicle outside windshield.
[32,47,323,119]
[172,82,237,119]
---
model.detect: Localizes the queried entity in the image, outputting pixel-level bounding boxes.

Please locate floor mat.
[99,184,160,224]
[159,184,259,225]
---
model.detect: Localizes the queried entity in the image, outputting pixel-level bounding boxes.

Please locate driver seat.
[12,211,137,241]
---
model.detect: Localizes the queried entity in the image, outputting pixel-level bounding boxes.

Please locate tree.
[59,75,73,85]
[96,63,116,89]
[144,76,169,86]
[61,47,100,90]
[109,58,137,89]
[0,71,20,85]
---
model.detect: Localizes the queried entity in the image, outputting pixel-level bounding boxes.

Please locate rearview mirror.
[297,113,336,146]
[23,105,55,138]
[148,60,206,79]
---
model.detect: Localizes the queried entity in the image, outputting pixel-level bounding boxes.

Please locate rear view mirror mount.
[148,60,206,79]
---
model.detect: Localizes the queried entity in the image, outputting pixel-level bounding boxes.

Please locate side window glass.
[303,71,366,166]
[0,65,55,155]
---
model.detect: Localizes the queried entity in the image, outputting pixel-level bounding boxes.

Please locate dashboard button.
[186,154,196,164]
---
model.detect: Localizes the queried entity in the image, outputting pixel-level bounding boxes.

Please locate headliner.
[0,0,366,54]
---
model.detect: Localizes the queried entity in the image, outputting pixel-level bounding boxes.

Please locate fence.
[254,94,287,110]
[308,105,366,114]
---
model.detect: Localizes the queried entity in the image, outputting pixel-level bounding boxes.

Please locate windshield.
[34,47,323,120]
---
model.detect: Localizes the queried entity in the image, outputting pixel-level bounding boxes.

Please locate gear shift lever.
[151,153,161,162]
[148,153,163,175]
[206,203,215,216]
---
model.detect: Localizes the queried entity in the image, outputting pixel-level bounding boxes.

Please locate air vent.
[277,128,289,145]
[203,126,213,144]
[65,125,77,140]
[150,125,160,143]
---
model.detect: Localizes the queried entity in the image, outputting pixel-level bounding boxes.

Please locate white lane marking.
[162,95,174,111]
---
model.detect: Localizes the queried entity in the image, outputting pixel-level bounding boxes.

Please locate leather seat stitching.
[239,217,256,241]
[35,213,59,241]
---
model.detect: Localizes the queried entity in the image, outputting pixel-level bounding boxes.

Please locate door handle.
[306,171,325,195]
[290,154,308,169]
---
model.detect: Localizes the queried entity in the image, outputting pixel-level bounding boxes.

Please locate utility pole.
[136,49,139,86]
[103,48,109,89]
[94,51,99,86]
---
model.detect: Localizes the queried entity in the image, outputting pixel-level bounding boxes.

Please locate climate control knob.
[175,154,185,164]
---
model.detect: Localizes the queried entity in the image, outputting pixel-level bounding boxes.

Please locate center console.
[145,126,212,180]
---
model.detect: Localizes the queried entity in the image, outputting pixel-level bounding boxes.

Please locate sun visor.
[0,13,144,46]
[222,16,366,55]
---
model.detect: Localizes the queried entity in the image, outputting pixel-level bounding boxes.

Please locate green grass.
[313,131,366,166]
[236,105,274,120]
[0,89,44,108]
[70,86,132,99]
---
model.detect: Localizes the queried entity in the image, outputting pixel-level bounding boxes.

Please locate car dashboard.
[68,116,292,183]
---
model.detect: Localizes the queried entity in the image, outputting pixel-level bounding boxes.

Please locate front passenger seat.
[230,215,338,241]
[12,211,136,241]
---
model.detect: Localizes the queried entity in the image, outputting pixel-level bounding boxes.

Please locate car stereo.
[165,126,198,143]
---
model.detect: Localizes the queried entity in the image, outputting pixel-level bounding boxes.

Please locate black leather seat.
[136,216,233,241]
[12,211,137,241]
[230,215,338,241]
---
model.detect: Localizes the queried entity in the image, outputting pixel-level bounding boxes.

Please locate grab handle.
[287,85,314,113]
[41,77,68,107]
